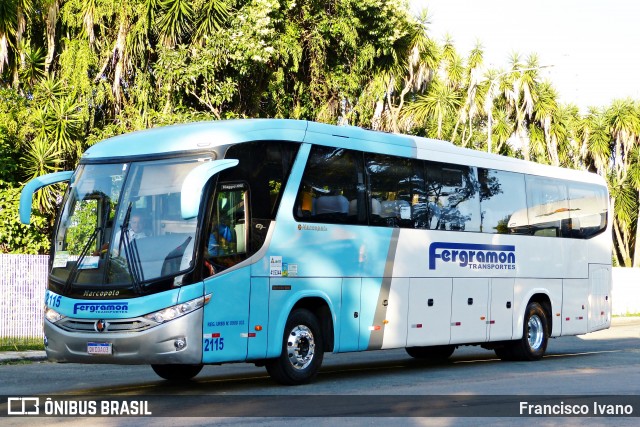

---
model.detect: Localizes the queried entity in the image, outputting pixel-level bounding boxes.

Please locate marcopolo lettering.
[73,302,129,315]
[429,242,516,270]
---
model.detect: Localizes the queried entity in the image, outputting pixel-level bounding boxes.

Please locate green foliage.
[0,0,638,263]
[0,181,50,254]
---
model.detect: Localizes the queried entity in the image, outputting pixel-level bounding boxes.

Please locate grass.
[0,338,45,352]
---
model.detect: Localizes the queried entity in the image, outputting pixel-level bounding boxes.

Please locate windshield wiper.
[119,203,144,294]
[63,227,100,295]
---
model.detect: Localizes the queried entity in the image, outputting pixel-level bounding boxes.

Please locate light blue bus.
[20,119,611,384]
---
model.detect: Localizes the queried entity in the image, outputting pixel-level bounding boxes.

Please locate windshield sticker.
[78,256,100,269]
[52,251,69,268]
[287,264,298,277]
[429,242,516,270]
[270,256,283,277]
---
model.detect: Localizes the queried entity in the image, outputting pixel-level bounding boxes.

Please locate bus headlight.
[144,294,211,324]
[45,307,65,323]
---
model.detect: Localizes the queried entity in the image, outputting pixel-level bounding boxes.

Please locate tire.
[151,363,203,381]
[405,345,455,361]
[265,309,324,385]
[497,301,549,361]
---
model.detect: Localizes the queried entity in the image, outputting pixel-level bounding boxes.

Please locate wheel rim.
[286,325,315,370]
[527,314,544,350]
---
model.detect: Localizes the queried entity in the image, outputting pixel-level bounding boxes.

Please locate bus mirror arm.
[180,159,239,220]
[19,171,74,225]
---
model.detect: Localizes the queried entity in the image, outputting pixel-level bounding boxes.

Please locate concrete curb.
[0,350,47,363]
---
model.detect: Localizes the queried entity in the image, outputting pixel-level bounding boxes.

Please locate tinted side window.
[221,141,299,254]
[295,146,365,224]
[479,168,528,234]
[526,176,570,237]
[223,141,299,221]
[365,154,417,228]
[568,183,608,238]
[426,162,481,232]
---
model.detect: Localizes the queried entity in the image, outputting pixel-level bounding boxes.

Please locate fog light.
[174,338,187,350]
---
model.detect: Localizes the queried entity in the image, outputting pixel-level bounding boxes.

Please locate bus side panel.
[247,277,270,359]
[360,277,385,350]
[202,268,250,363]
[588,264,612,332]
[266,277,341,359]
[488,279,514,341]
[338,278,361,353]
[450,278,489,344]
[380,278,409,349]
[562,279,589,335]
[406,278,452,347]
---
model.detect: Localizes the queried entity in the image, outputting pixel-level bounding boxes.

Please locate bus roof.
[81,119,605,186]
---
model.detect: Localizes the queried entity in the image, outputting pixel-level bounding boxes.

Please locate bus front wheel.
[265,309,324,385]
[151,363,203,381]
[495,301,549,361]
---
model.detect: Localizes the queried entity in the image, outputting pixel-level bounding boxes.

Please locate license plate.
[87,342,112,355]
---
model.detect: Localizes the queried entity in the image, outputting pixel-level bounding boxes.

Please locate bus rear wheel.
[265,309,324,385]
[495,301,549,361]
[151,363,203,381]
[405,345,455,361]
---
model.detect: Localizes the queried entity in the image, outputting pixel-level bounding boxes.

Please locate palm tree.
[369,9,440,133]
[403,79,462,139]
[451,41,484,146]
[0,0,17,78]
[580,107,611,175]
[532,80,559,164]
[604,99,640,267]
[492,106,515,153]
[503,53,541,160]
[157,0,194,48]
[44,0,60,74]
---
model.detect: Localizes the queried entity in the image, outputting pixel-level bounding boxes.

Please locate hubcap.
[286,325,315,370]
[527,314,544,350]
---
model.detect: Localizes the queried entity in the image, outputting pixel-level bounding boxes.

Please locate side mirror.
[181,159,239,219]
[19,171,74,224]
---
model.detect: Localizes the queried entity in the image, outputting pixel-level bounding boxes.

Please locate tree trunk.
[13,7,26,88]
[614,217,632,267]
[112,15,129,113]
[0,35,8,74]
[634,191,640,267]
[45,0,60,74]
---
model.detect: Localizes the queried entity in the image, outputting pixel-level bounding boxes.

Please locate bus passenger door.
[202,268,251,363]
[450,278,489,344]
[488,279,514,341]
[407,278,452,347]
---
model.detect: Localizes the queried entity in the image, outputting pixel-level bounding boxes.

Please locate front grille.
[55,316,155,333]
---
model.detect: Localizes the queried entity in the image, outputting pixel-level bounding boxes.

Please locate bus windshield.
[51,156,213,291]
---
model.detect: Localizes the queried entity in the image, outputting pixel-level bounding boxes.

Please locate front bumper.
[44,308,203,364]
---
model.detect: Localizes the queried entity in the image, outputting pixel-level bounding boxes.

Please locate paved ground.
[2,316,637,364]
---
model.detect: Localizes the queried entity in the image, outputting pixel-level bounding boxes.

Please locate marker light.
[144,294,211,324]
[45,307,65,323]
